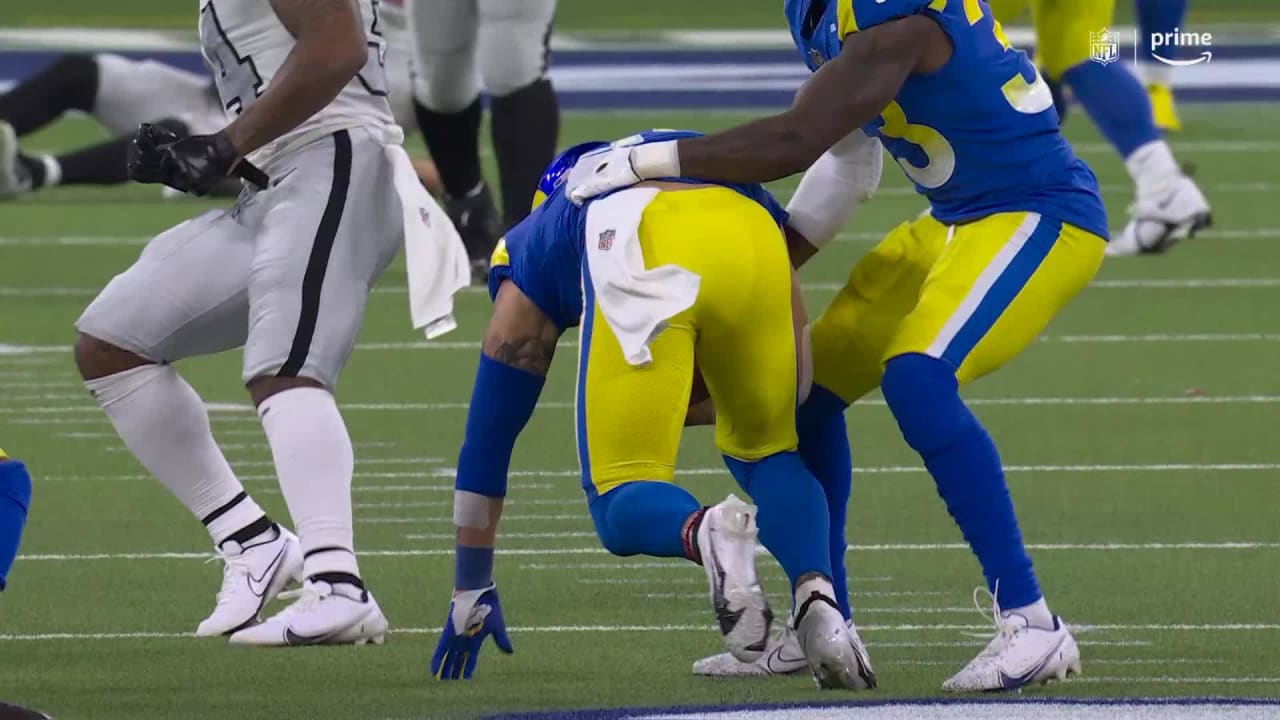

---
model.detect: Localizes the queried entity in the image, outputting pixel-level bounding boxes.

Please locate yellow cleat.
[1148,83,1182,133]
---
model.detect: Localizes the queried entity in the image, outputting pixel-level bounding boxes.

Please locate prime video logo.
[1151,27,1214,66]
[1089,27,1213,67]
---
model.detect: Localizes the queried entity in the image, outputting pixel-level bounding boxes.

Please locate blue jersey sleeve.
[488,193,587,330]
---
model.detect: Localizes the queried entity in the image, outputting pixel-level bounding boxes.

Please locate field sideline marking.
[18,541,1280,563]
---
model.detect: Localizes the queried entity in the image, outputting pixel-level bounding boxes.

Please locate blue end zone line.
[485,697,1280,720]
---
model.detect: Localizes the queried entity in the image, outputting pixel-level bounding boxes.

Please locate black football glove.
[128,124,269,196]
[126,122,182,186]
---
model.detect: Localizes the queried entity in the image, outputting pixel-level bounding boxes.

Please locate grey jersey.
[199,0,397,165]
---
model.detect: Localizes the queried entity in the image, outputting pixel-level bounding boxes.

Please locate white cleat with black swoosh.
[692,623,807,677]
[1110,173,1211,256]
[228,578,387,647]
[196,525,303,637]
[942,590,1081,692]
[697,494,773,663]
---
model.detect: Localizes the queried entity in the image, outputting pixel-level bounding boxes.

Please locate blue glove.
[431,583,513,680]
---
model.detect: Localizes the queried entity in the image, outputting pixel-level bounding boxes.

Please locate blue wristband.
[456,545,496,591]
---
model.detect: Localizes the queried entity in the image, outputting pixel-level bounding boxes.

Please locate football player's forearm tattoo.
[484,334,556,375]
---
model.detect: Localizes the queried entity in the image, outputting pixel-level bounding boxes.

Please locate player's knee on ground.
[810,219,940,403]
[73,333,151,381]
[880,353,963,456]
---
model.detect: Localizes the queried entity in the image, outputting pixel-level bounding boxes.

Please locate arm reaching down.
[433,281,560,680]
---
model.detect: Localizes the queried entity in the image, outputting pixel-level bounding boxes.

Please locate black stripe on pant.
[279,130,352,378]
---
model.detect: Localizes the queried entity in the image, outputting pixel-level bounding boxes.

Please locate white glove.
[566,140,680,205]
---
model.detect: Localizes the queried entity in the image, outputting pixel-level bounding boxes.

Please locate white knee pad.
[476,0,556,97]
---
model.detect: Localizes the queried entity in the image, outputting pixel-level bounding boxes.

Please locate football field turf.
[2,103,1279,718]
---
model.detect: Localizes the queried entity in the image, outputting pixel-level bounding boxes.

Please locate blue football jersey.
[786,0,1109,239]
[490,130,790,329]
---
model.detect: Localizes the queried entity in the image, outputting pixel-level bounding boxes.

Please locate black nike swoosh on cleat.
[995,635,1067,690]
[246,544,288,598]
[284,628,336,646]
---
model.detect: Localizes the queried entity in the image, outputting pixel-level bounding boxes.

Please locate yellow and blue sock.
[881,354,1042,610]
[588,481,701,558]
[1062,60,1161,158]
[0,451,32,591]
[724,452,832,590]
[796,385,853,619]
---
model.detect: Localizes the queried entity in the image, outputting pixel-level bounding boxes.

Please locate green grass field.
[2,102,1280,718]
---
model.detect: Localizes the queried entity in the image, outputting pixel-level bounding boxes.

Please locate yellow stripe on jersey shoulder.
[491,237,510,268]
[838,0,860,36]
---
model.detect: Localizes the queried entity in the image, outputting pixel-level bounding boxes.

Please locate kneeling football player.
[428,133,876,690]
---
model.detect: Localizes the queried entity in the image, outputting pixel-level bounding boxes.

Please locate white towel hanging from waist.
[584,187,701,367]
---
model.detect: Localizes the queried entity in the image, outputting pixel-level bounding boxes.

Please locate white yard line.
[2,622,1277,643]
[15,394,1280,415]
[35,461,1280,484]
[1074,676,1280,684]
[361,513,583,524]
[19,541,1279,564]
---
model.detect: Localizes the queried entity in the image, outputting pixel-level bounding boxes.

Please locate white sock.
[1003,597,1055,630]
[86,364,264,545]
[1137,62,1172,87]
[40,154,62,188]
[1125,140,1181,197]
[259,387,359,580]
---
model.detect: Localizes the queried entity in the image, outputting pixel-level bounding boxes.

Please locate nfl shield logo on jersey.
[598,228,615,251]
[1089,28,1120,65]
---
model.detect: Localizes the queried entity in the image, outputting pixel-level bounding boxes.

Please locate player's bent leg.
[882,213,1095,690]
[0,53,98,136]
[73,210,301,637]
[589,481,702,559]
[230,130,399,647]
[800,217,942,617]
[577,242,771,664]
[0,452,31,593]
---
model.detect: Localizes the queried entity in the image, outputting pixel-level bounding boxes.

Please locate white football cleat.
[196,525,303,637]
[942,590,1081,692]
[693,621,807,677]
[228,578,388,647]
[697,494,773,662]
[793,578,876,690]
[1110,174,1211,256]
[0,121,33,199]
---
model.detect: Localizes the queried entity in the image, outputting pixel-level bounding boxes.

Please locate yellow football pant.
[577,187,800,497]
[811,211,1105,403]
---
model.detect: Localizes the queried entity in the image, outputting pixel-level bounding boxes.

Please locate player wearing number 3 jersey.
[73,0,467,646]
[569,0,1099,692]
